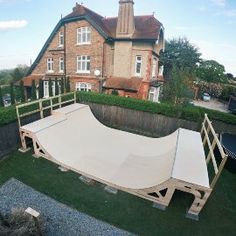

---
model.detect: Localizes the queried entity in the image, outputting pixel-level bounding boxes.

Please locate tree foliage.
[10,65,29,83]
[55,78,59,96]
[161,68,193,105]
[0,86,4,107]
[10,82,15,105]
[196,60,227,83]
[160,37,201,79]
[66,77,71,93]
[19,80,25,102]
[38,79,43,99]
[49,79,53,97]
[31,80,37,100]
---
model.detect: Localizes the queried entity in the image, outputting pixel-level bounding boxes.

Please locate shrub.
[0,105,17,126]
[198,81,223,98]
[10,82,15,105]
[0,209,42,236]
[77,92,236,125]
[0,86,4,107]
[1,92,236,127]
[220,85,236,101]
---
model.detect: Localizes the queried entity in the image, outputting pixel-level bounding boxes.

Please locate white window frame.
[59,57,64,73]
[148,87,160,103]
[77,55,91,74]
[152,57,157,78]
[58,31,64,47]
[135,56,142,76]
[47,58,54,73]
[75,82,92,92]
[77,27,91,45]
[43,81,49,98]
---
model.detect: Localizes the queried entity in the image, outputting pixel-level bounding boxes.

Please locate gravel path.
[0,178,134,236]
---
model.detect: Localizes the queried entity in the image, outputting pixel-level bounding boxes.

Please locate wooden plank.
[203,126,218,174]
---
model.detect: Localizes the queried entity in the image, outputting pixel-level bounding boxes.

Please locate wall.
[1,103,236,159]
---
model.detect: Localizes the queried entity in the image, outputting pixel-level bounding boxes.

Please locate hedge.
[77,92,236,125]
[1,92,236,127]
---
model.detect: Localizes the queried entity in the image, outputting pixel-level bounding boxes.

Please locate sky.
[0,0,236,75]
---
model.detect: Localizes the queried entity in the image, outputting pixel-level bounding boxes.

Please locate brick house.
[22,0,165,102]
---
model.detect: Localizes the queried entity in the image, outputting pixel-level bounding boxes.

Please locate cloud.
[0,20,28,31]
[0,0,30,4]
[192,40,236,75]
[210,0,226,7]
[174,26,191,31]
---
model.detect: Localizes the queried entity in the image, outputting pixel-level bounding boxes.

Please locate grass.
[0,151,236,235]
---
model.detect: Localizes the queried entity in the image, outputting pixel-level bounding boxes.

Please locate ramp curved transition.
[21,103,209,190]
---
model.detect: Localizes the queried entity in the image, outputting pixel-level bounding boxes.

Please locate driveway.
[193,99,229,113]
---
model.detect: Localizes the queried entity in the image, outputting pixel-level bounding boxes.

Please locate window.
[59,31,64,47]
[152,57,157,78]
[43,81,49,98]
[59,57,64,73]
[76,82,92,92]
[77,27,91,45]
[44,80,60,98]
[148,87,160,103]
[77,56,91,73]
[47,58,54,72]
[135,56,142,76]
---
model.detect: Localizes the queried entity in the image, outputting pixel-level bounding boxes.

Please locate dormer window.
[59,31,64,47]
[77,27,91,45]
[47,58,54,73]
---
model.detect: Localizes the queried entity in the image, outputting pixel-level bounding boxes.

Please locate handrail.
[201,114,228,189]
[16,92,76,127]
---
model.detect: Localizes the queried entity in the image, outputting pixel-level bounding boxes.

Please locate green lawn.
[0,151,236,236]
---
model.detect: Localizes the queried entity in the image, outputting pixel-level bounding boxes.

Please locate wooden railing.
[201,114,228,189]
[16,92,76,127]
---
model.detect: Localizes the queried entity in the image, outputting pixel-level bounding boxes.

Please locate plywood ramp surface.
[22,104,209,190]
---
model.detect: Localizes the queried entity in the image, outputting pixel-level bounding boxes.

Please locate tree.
[38,79,43,99]
[10,65,29,82]
[10,82,15,105]
[160,37,201,80]
[196,60,227,83]
[0,86,4,107]
[55,78,59,96]
[31,80,37,100]
[161,68,193,105]
[226,73,234,81]
[49,79,53,97]
[19,80,25,102]
[61,78,65,94]
[66,77,70,92]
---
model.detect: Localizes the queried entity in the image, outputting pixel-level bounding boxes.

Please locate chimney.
[116,0,135,38]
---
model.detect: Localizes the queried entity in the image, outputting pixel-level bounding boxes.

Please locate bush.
[220,85,236,101]
[0,105,17,126]
[77,92,236,124]
[0,209,42,236]
[198,81,223,98]
[1,92,236,127]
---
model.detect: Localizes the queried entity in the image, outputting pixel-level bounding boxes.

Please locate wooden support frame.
[201,114,228,189]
